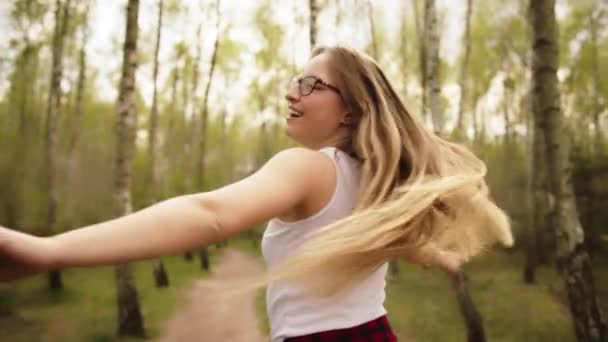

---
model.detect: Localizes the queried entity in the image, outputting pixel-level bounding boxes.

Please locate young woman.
[0,46,512,341]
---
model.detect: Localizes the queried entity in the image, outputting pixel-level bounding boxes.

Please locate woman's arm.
[0,148,335,281]
[51,195,221,267]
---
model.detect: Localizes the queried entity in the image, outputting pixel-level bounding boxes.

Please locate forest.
[0,0,606,341]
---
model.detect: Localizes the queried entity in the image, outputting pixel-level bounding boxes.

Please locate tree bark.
[399,9,408,97]
[67,0,90,158]
[147,0,163,205]
[188,13,204,172]
[530,1,607,340]
[114,0,146,336]
[46,0,72,291]
[147,0,170,288]
[411,0,426,117]
[455,0,472,139]
[309,0,319,50]
[503,75,513,147]
[534,90,552,265]
[453,272,486,342]
[588,12,603,154]
[424,0,442,133]
[366,0,378,59]
[526,94,546,283]
[196,0,221,271]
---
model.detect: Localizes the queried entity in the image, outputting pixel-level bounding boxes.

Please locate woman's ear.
[340,112,354,126]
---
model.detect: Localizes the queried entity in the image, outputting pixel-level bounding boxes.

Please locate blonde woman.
[0,46,512,341]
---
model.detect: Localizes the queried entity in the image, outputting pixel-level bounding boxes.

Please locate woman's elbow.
[181,193,225,241]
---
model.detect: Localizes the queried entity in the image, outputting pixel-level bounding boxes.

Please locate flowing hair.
[266,46,513,296]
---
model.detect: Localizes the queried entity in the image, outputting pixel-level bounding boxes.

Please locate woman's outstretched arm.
[51,194,222,267]
[0,148,335,282]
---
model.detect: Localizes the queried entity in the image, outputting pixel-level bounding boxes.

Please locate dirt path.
[156,249,268,342]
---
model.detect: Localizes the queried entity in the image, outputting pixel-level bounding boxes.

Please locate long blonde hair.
[267,46,513,295]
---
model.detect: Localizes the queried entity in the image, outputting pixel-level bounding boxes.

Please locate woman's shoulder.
[265,147,336,186]
[270,147,335,170]
[268,148,338,223]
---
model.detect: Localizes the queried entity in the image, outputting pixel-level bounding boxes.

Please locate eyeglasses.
[290,75,341,97]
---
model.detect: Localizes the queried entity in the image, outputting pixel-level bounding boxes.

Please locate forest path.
[156,248,267,342]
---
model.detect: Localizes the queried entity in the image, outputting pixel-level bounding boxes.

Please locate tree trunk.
[46,0,72,291]
[114,265,145,336]
[153,259,169,287]
[147,0,163,204]
[530,1,607,340]
[309,0,319,50]
[586,10,603,255]
[455,0,472,139]
[526,98,544,283]
[588,12,603,154]
[113,0,146,337]
[453,272,486,342]
[67,0,90,158]
[188,15,204,173]
[366,0,378,59]
[502,75,513,147]
[471,81,480,141]
[196,0,221,271]
[411,0,426,117]
[399,9,408,97]
[424,0,442,134]
[164,65,179,200]
[165,66,190,262]
[534,90,551,266]
[147,0,169,288]
[435,0,485,326]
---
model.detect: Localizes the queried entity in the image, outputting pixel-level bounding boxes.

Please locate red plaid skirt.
[284,315,397,341]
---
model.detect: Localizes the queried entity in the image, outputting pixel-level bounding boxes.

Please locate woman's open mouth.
[288,107,304,118]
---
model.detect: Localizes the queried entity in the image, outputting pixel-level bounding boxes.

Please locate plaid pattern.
[284,315,397,341]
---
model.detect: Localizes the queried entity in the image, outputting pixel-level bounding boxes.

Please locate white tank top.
[261,147,388,342]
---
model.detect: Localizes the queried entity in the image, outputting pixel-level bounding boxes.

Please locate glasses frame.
[292,75,341,97]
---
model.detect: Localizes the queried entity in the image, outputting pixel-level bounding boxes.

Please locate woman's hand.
[433,249,466,277]
[0,226,60,282]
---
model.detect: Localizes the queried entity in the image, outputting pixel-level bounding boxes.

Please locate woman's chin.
[284,127,308,147]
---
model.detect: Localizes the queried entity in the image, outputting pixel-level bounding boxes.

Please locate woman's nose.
[285,79,300,103]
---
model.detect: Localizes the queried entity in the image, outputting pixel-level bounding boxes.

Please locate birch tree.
[455,0,473,139]
[113,0,145,336]
[147,0,170,287]
[46,0,71,291]
[530,0,607,340]
[423,0,442,134]
[195,0,221,271]
[309,0,319,49]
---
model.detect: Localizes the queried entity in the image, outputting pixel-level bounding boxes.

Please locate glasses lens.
[300,77,316,96]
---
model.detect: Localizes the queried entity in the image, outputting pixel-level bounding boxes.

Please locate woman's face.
[284,52,350,149]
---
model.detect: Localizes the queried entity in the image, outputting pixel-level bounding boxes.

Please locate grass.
[384,250,584,341]
[0,247,223,342]
[1,236,606,342]
[254,249,606,341]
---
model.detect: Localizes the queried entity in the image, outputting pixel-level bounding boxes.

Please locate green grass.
[385,250,581,341]
[0,247,224,342]
[1,238,606,342]
[255,249,607,341]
